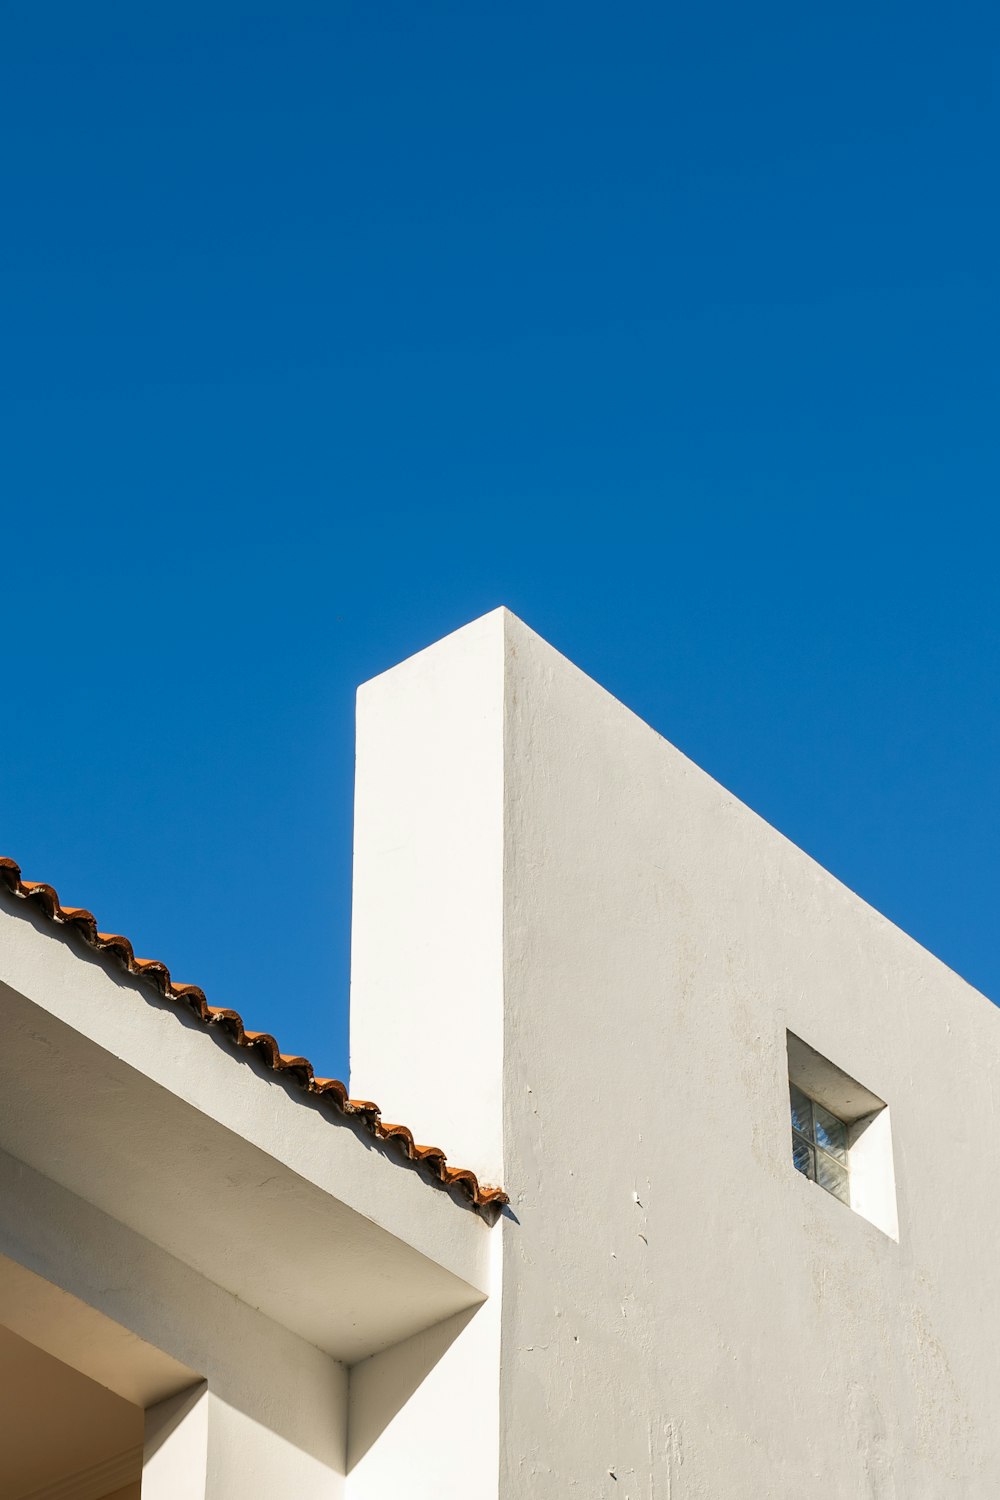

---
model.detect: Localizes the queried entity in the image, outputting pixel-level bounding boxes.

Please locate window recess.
[786,1031,898,1240]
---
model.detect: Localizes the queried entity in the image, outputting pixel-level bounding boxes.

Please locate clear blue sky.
[3,4,997,1083]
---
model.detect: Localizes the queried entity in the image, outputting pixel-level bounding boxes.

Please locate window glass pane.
[813,1103,848,1162]
[789,1084,813,1141]
[791,1132,815,1180]
[815,1151,850,1204]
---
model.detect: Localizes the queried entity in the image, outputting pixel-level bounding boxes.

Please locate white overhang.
[0,892,491,1366]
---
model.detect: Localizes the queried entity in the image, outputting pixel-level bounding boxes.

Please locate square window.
[813,1102,848,1163]
[786,1031,898,1239]
[788,1085,850,1203]
[814,1145,850,1204]
[791,1132,815,1180]
[789,1084,813,1142]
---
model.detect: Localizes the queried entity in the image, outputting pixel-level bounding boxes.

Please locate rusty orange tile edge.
[0,856,508,1216]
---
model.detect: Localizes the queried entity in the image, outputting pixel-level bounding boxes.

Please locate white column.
[347,609,507,1500]
[349,606,507,1185]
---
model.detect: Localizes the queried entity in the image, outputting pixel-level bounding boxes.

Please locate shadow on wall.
[347,1305,478,1469]
[143,1381,207,1467]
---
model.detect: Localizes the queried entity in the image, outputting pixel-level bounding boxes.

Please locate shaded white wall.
[351,609,1000,1498]
[0,1323,142,1499]
[347,1285,501,1500]
[0,892,489,1340]
[0,1148,347,1498]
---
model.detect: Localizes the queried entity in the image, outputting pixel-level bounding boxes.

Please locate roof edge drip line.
[0,856,508,1216]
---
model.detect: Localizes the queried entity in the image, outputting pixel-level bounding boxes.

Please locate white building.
[1,608,997,1499]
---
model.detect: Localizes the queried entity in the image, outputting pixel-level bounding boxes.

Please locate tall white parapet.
[350,609,1000,1497]
[350,607,507,1186]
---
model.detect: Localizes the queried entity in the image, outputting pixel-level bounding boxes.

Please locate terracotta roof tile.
[0,856,507,1216]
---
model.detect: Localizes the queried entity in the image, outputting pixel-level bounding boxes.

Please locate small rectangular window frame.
[789,1084,850,1205]
[786,1031,898,1241]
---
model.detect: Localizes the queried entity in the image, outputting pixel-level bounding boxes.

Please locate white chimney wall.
[349,608,1000,1497]
[349,607,507,1186]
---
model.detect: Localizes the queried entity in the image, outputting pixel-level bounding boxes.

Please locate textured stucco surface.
[499,611,1000,1497]
[349,609,1000,1497]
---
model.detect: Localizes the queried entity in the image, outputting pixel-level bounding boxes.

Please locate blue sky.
[2,3,997,1083]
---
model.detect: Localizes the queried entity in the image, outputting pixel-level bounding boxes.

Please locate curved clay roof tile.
[0,855,507,1215]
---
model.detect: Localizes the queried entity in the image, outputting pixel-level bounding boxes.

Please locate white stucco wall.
[143,1384,210,1500]
[0,1147,348,1498]
[348,611,506,1499]
[347,1272,502,1500]
[0,896,490,1339]
[350,608,506,1186]
[352,610,1000,1498]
